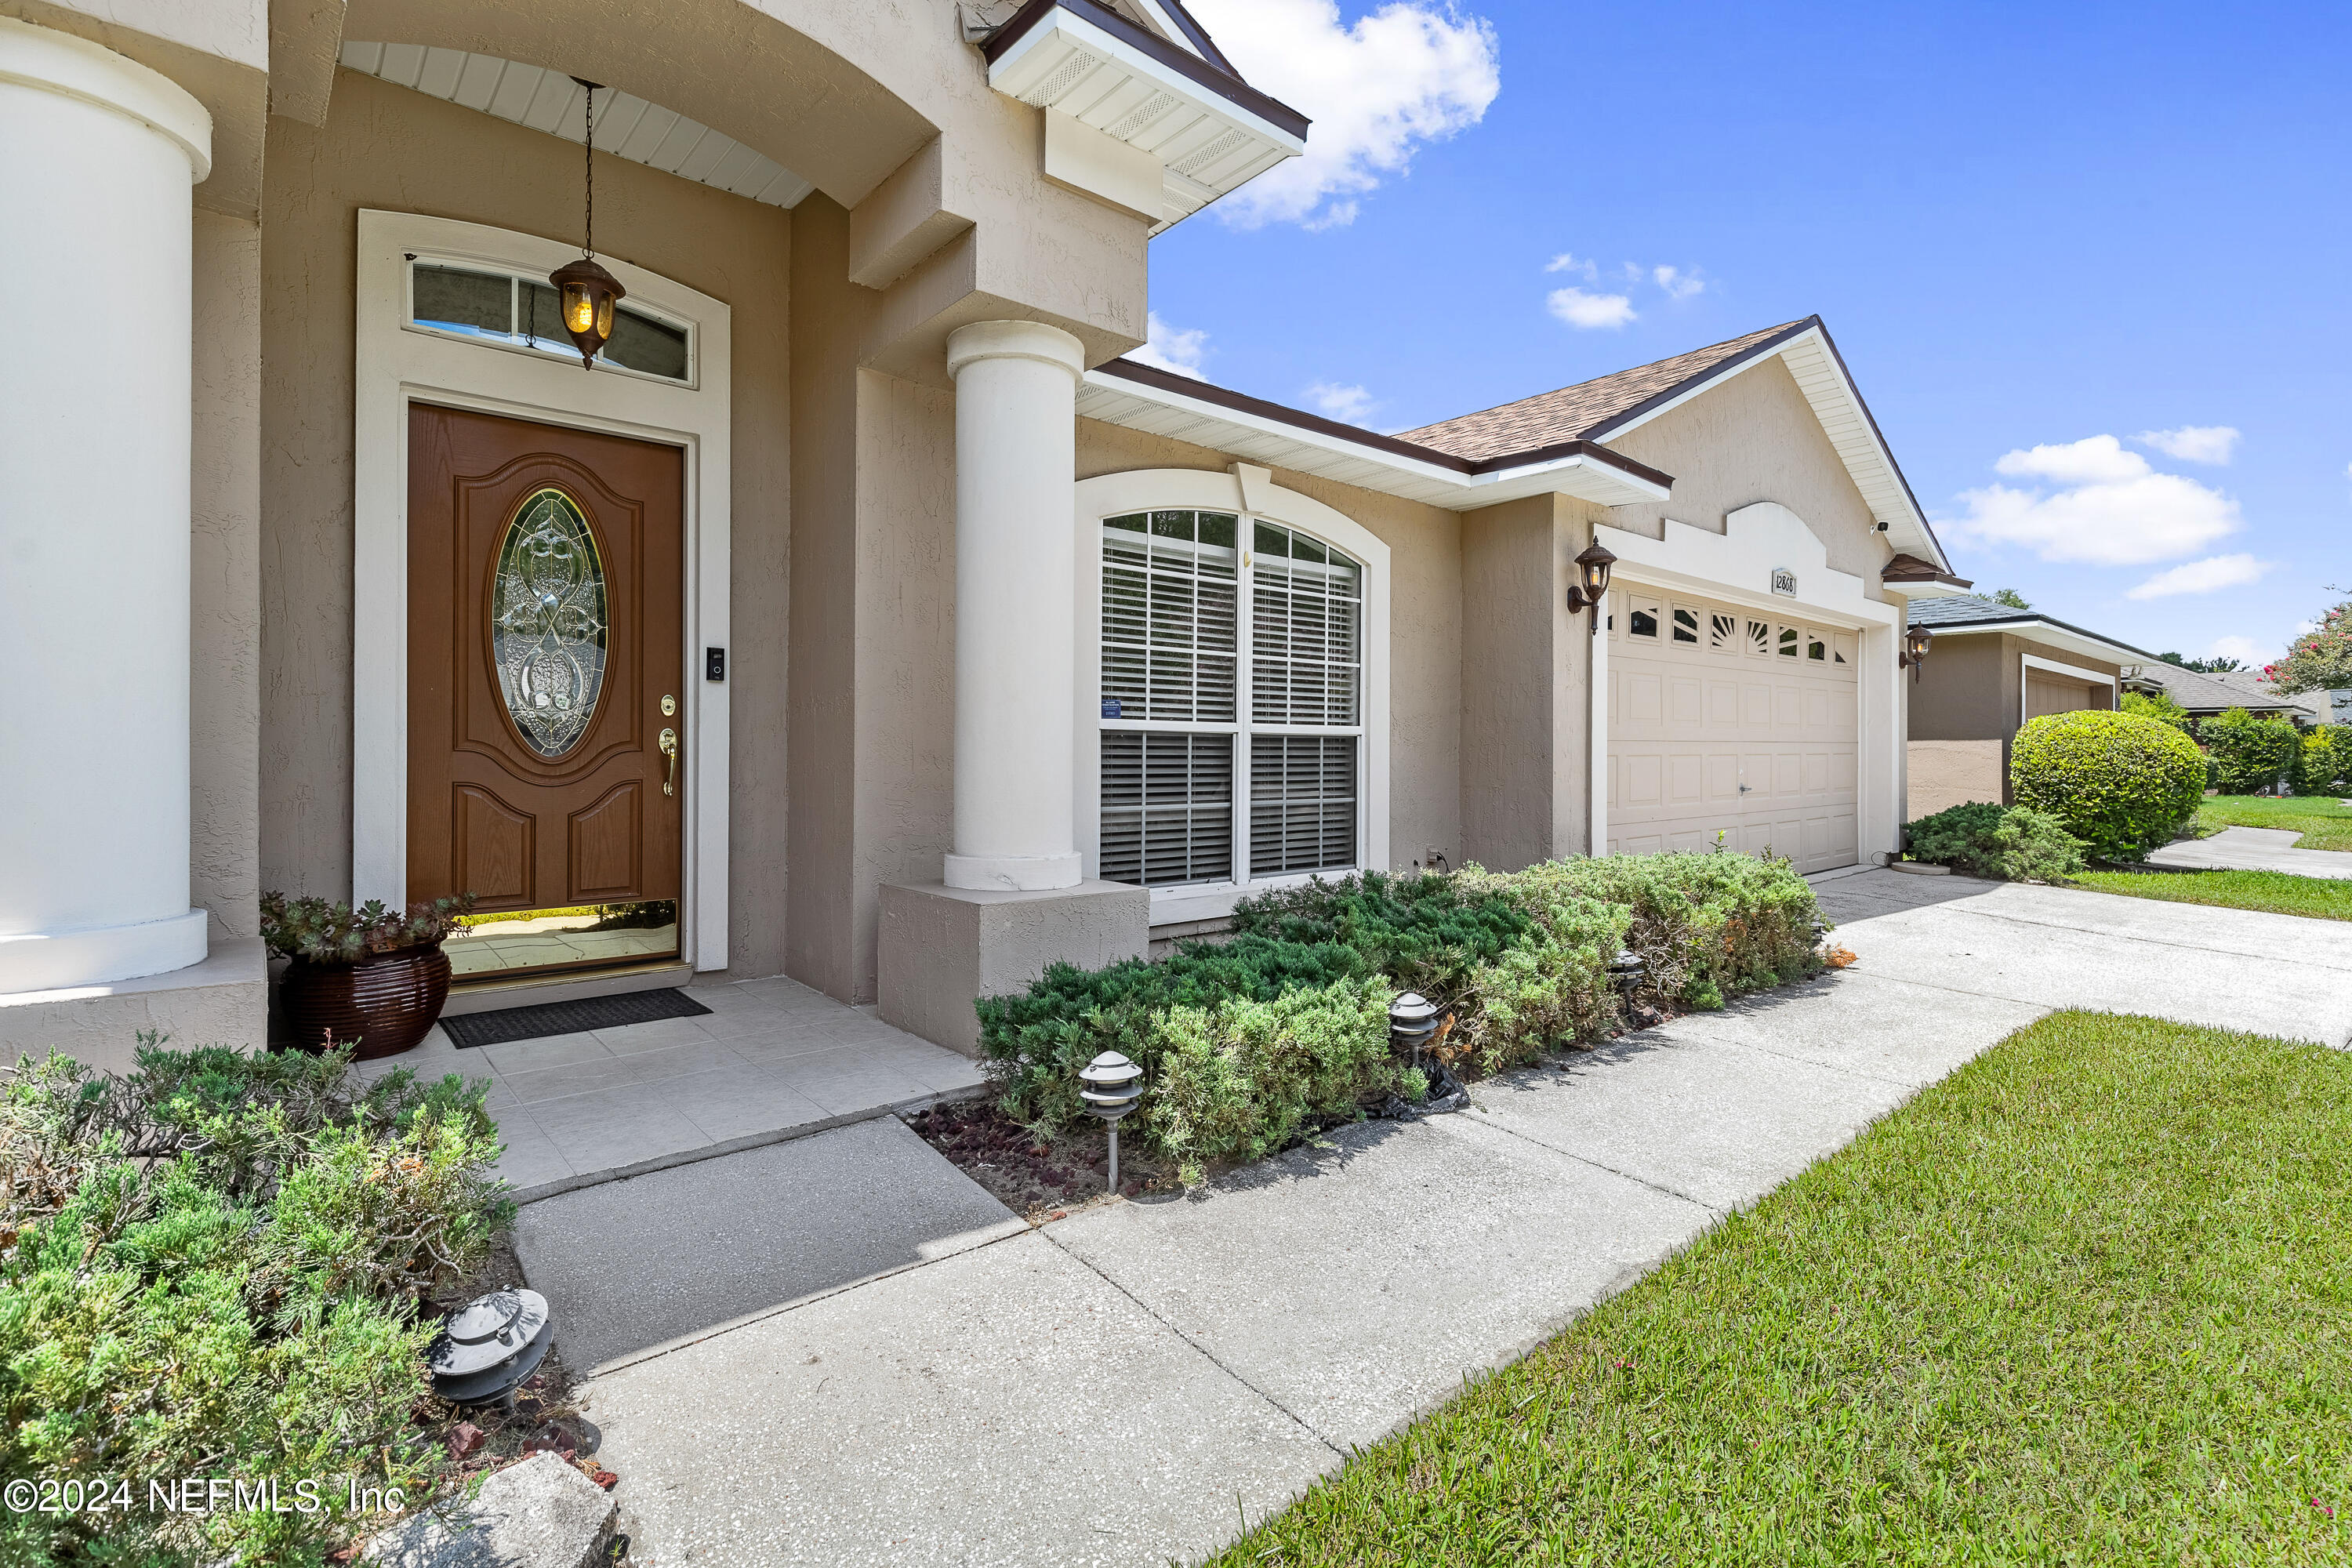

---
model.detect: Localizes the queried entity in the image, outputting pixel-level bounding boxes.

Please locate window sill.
[1145,869,1351,926]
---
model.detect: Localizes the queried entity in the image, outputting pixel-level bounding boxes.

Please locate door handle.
[659,727,678,797]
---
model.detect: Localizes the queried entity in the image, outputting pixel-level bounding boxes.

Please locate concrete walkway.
[537,871,2352,1567]
[2148,822,2352,879]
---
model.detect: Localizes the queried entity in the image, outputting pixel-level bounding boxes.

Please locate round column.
[943,321,1087,891]
[0,18,212,993]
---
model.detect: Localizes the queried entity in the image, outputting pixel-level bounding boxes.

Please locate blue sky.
[1149,0,2351,670]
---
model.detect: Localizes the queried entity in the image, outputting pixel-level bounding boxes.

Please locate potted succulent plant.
[261,891,477,1059]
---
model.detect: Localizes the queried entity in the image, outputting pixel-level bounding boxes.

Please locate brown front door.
[408,405,684,975]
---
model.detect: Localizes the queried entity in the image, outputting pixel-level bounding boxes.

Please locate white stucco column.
[942,321,1087,891]
[0,19,213,993]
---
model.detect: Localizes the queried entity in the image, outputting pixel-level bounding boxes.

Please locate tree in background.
[1987,587,2031,609]
[2157,652,2247,673]
[2267,593,2352,694]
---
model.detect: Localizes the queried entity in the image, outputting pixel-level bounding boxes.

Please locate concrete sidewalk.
[2148,822,2352,880]
[558,870,2352,1566]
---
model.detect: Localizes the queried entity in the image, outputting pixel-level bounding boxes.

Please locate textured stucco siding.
[191,207,262,941]
[1601,355,1896,585]
[1905,740,2005,821]
[258,69,793,971]
[1074,418,1466,879]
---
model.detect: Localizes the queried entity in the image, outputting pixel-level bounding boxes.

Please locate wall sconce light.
[1899,624,1933,681]
[1563,543,1617,636]
[551,79,626,371]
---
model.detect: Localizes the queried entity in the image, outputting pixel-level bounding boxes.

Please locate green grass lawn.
[1206,1013,2352,1567]
[2198,794,2352,852]
[2074,867,2352,923]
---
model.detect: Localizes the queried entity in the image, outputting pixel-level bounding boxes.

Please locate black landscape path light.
[1079,1050,1144,1193]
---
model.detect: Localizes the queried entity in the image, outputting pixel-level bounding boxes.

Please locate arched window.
[1075,471,1390,915]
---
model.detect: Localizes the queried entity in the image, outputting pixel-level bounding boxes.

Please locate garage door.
[2024,672,2100,720]
[1606,587,1859,873]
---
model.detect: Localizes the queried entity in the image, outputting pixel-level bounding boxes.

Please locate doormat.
[441,987,712,1050]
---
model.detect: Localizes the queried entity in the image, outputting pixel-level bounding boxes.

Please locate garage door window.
[1098,510,1365,889]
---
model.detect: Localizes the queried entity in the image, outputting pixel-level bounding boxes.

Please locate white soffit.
[1076,369,1671,510]
[985,5,1305,230]
[339,43,815,209]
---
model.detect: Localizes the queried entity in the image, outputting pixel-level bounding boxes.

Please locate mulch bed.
[902,1098,1174,1216]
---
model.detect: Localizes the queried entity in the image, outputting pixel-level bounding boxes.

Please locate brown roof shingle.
[1395,320,1813,463]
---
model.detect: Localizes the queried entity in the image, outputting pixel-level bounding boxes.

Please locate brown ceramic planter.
[280,946,452,1061]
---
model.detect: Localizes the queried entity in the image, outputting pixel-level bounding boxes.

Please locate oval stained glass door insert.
[491,488,609,757]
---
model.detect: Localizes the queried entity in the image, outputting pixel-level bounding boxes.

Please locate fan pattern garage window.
[1098,510,1363,888]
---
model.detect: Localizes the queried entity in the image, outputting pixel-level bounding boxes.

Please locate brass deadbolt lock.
[660,694,677,717]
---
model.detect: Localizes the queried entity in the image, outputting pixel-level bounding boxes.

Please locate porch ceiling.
[339,42,815,209]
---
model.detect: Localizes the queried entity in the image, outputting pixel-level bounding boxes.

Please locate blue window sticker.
[1101,697,1122,719]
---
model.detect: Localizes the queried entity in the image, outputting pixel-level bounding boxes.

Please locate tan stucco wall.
[1457,495,1594,869]
[259,69,794,972]
[1907,630,2122,806]
[191,207,262,942]
[1073,419,1467,880]
[1905,740,2004,822]
[785,198,960,1004]
[1602,356,1896,586]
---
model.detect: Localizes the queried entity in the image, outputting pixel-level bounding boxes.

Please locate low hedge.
[1904,801,2086,882]
[978,854,1825,1181]
[0,1040,511,1567]
[2010,710,2205,862]
[2202,706,2302,795]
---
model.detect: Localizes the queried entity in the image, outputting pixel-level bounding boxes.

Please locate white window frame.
[2020,652,2118,726]
[1073,466,1390,925]
[351,211,731,971]
[403,256,699,388]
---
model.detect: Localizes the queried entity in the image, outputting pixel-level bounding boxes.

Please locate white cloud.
[2124,553,2270,600]
[1992,434,2149,487]
[1189,0,1500,229]
[1547,286,1637,330]
[1545,252,1596,280]
[1308,381,1377,423]
[2207,635,2267,664]
[1129,311,1207,378]
[1944,434,2243,566]
[1653,264,1705,300]
[2136,425,2239,464]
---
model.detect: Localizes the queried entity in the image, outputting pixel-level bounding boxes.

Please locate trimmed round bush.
[2009,710,2205,862]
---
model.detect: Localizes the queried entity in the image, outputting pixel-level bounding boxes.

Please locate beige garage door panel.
[1606,588,1859,874]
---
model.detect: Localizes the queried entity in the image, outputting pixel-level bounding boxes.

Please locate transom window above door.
[1098,509,1365,891]
[407,260,693,383]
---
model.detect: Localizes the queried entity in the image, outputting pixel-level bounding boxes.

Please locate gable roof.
[1397,321,1809,460]
[1397,316,1950,571]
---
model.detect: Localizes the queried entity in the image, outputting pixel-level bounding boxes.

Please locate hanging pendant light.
[551,78,625,371]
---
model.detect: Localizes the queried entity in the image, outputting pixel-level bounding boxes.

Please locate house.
[1903,594,2160,819]
[0,0,1965,1071]
[2126,665,2325,727]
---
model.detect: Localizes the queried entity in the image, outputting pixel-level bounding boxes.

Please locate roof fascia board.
[984,0,1308,146]
[1581,319,1951,573]
[1921,618,2161,666]
[1080,368,1673,507]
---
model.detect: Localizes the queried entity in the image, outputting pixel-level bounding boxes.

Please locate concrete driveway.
[554,869,2352,1566]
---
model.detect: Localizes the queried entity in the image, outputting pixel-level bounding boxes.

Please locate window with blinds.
[1098,510,1363,889]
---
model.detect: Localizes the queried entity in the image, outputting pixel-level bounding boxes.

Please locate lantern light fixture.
[1899,624,1933,681]
[1563,542,1617,635]
[551,78,626,372]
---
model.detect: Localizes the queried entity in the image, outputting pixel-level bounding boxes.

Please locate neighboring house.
[2132,666,2327,726]
[0,0,1965,1069]
[1904,595,2158,818]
